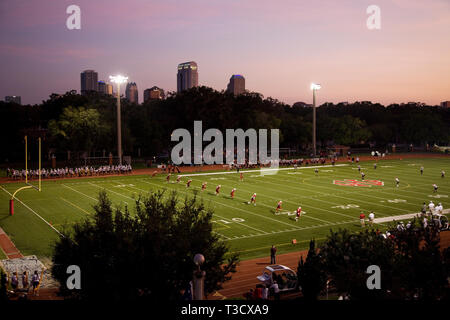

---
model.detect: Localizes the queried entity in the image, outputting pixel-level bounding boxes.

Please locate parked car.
[256,264,298,292]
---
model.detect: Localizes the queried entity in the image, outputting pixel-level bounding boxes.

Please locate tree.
[319,222,449,300]
[51,190,239,301]
[320,228,395,299]
[297,240,327,300]
[48,106,110,157]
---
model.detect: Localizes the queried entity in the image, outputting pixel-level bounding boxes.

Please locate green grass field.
[0,157,448,261]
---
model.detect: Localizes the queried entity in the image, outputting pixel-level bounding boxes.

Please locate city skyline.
[0,0,449,105]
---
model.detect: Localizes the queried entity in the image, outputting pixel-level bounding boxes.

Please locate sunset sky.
[0,0,449,105]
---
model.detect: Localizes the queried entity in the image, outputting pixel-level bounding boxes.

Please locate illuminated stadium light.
[310,83,321,90]
[310,82,321,157]
[109,75,128,84]
[109,74,128,165]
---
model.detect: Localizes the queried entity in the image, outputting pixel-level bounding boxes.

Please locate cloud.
[0,44,103,62]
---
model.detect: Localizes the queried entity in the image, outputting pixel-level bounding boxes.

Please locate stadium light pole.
[109,75,128,165]
[310,83,321,157]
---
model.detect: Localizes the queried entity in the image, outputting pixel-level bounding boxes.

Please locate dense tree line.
[51,190,238,301]
[297,221,450,300]
[2,87,449,164]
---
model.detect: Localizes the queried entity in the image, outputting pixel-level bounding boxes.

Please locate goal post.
[10,136,41,215]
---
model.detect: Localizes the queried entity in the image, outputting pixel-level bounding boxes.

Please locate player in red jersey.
[215,185,221,196]
[240,172,244,182]
[360,212,366,227]
[166,173,171,183]
[276,201,282,213]
[230,188,236,199]
[295,206,302,222]
[201,182,207,191]
[248,193,256,206]
[186,179,192,188]
[176,175,182,183]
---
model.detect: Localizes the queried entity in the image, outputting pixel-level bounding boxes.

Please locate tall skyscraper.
[5,96,21,104]
[98,81,107,94]
[80,70,98,95]
[143,86,165,102]
[177,61,198,92]
[106,83,113,95]
[125,82,139,104]
[227,75,245,95]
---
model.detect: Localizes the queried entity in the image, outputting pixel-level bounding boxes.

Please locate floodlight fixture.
[109,75,128,84]
[310,83,321,91]
[109,74,129,165]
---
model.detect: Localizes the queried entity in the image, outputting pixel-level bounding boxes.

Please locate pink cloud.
[0,44,103,62]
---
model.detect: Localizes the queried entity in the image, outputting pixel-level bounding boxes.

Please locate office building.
[106,83,113,95]
[143,86,165,102]
[5,96,21,104]
[126,82,139,104]
[80,70,98,95]
[98,81,107,94]
[177,61,198,92]
[226,74,245,95]
[440,101,450,108]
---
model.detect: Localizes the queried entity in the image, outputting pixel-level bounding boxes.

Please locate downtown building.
[80,70,98,95]
[5,96,21,104]
[177,61,198,92]
[226,74,245,95]
[143,86,165,102]
[126,82,139,104]
[98,81,113,95]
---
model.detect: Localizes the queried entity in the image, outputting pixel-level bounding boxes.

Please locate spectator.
[271,281,280,300]
[262,285,269,300]
[22,271,29,290]
[270,245,277,264]
[31,271,40,294]
[11,272,19,290]
[254,286,263,300]
[244,289,254,300]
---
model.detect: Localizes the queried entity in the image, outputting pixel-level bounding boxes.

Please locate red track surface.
[0,227,23,259]
[214,249,308,299]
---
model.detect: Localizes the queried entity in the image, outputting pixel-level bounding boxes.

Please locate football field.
[0,157,448,260]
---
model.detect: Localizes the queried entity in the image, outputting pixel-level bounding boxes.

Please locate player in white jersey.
[395,177,400,187]
[433,184,438,193]
[428,201,435,215]
[368,211,375,226]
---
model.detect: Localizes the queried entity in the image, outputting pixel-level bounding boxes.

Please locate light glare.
[310,83,321,90]
[109,75,128,84]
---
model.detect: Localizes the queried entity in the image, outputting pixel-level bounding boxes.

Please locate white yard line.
[178,164,349,177]
[224,220,356,241]
[137,178,319,231]
[264,175,414,213]
[272,174,428,213]
[0,185,64,237]
[87,182,132,203]
[62,184,98,202]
